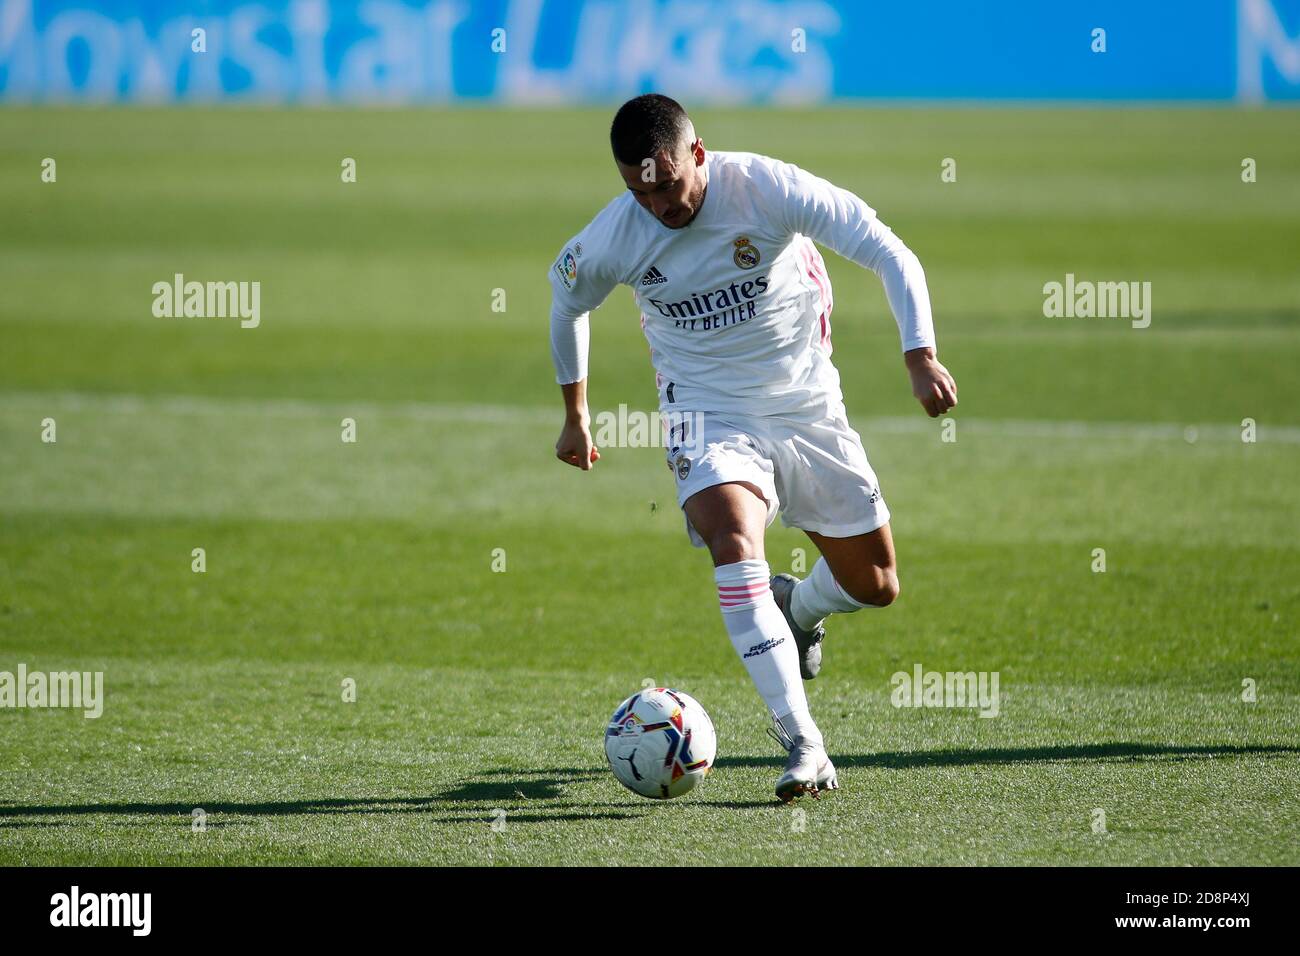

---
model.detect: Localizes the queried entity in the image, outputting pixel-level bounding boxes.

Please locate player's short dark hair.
[610,94,693,167]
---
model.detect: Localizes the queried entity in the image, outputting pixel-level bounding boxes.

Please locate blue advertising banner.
[1,0,1298,103]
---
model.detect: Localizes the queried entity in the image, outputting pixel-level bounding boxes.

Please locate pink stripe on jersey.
[800,244,832,349]
[808,242,834,307]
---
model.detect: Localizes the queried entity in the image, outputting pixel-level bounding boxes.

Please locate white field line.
[2,391,1298,445]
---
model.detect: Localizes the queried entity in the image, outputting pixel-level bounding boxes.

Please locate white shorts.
[663,407,890,549]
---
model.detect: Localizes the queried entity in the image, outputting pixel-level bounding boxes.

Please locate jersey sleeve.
[548,230,620,385]
[761,157,936,353]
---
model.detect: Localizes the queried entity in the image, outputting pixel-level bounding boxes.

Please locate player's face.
[617,139,707,229]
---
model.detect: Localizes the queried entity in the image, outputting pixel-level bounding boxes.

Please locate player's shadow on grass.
[0,768,655,825]
[441,767,604,802]
[714,741,1300,770]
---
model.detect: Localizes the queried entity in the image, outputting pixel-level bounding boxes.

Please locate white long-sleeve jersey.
[549,149,935,420]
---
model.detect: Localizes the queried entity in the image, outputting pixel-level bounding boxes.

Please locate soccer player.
[549,94,957,802]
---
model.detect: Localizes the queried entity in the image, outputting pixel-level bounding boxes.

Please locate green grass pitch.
[0,107,1297,865]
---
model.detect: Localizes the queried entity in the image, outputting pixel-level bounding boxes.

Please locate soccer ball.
[604,687,716,799]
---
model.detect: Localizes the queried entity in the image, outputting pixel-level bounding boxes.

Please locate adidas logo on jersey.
[640,266,669,286]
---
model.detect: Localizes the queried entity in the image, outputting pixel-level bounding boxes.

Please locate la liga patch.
[555,248,578,290]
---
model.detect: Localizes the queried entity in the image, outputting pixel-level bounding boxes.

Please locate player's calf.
[834,564,900,608]
[788,555,889,632]
[795,524,900,622]
[781,555,898,681]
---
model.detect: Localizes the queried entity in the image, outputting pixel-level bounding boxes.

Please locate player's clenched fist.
[555,419,601,470]
[905,347,958,418]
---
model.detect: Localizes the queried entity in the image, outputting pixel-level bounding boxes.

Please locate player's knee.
[842,566,899,607]
[708,530,761,567]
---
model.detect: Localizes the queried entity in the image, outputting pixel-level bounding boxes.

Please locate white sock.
[716,559,822,747]
[790,557,871,631]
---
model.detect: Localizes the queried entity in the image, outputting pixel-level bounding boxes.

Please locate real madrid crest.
[733,236,761,270]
